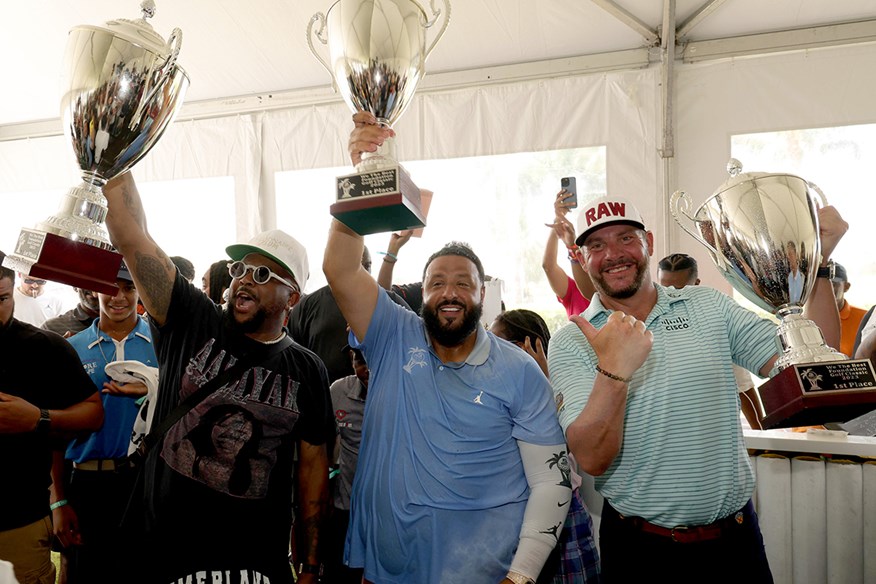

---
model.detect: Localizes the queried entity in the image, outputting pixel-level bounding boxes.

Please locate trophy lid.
[95,0,173,55]
[715,158,770,190]
[713,158,801,197]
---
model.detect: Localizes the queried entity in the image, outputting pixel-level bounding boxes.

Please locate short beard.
[592,260,647,300]
[222,303,268,335]
[422,301,483,347]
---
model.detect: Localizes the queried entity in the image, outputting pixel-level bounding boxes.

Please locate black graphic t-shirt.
[141,274,332,583]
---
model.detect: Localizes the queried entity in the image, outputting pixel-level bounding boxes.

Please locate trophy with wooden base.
[2,1,188,294]
[307,0,450,235]
[671,159,876,429]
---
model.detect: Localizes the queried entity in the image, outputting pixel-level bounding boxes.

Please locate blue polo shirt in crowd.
[66,316,156,462]
[549,284,777,527]
[345,291,566,584]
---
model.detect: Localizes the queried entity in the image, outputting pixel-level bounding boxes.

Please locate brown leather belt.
[616,504,748,544]
[73,458,126,472]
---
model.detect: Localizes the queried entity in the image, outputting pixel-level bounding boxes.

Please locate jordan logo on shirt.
[473,390,484,405]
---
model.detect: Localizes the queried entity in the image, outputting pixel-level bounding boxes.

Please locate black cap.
[117,261,133,283]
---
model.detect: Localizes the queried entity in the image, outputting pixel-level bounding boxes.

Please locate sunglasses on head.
[24,278,47,285]
[227,261,297,290]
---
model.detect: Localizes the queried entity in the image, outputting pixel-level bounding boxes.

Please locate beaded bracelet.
[595,365,631,383]
[50,499,68,511]
[380,251,398,264]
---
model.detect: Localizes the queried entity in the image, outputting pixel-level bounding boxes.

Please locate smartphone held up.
[560,177,577,208]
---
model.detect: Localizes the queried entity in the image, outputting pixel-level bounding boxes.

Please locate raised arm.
[103,172,177,326]
[376,230,413,291]
[555,215,597,301]
[324,112,389,341]
[541,227,570,299]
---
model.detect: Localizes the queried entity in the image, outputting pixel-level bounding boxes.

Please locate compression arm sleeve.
[508,440,573,580]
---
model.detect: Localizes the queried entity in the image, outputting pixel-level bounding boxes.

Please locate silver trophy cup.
[307,0,450,234]
[670,159,846,371]
[2,0,188,294]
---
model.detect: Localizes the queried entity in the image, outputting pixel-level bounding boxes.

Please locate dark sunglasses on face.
[24,278,47,285]
[227,261,297,290]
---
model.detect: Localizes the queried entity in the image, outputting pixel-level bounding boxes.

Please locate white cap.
[575,196,646,246]
[226,229,309,291]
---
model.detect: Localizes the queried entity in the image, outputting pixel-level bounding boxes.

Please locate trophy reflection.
[671,159,876,428]
[308,0,450,235]
[2,1,188,294]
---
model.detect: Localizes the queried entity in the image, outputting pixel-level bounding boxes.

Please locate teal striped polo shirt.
[548,284,777,526]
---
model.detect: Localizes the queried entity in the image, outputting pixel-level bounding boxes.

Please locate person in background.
[828,261,868,358]
[656,253,764,429]
[50,262,155,584]
[170,256,196,283]
[323,110,572,584]
[323,345,369,584]
[290,247,410,383]
[490,308,601,584]
[655,253,700,288]
[376,229,424,314]
[101,172,331,584]
[202,259,233,305]
[543,191,595,318]
[490,309,552,378]
[549,195,846,582]
[12,274,65,327]
[0,251,103,584]
[42,288,100,338]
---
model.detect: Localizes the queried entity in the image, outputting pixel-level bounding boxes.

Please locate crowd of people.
[0,110,870,584]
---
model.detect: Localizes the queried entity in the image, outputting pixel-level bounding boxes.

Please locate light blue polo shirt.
[549,284,777,527]
[66,316,157,462]
[346,291,566,584]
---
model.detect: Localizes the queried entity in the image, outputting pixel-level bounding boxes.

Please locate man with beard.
[42,288,100,337]
[101,172,332,584]
[548,196,847,583]
[320,111,572,584]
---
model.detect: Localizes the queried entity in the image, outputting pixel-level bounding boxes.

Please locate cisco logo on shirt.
[662,316,691,331]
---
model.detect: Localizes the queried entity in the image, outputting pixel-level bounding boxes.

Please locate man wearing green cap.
[102,172,332,584]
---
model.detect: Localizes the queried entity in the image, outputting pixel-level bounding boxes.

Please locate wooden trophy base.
[758,359,876,429]
[3,228,123,295]
[331,164,426,235]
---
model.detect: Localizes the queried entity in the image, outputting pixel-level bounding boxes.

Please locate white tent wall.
[1,42,874,291]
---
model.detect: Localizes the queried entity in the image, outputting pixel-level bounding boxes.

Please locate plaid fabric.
[538,488,601,583]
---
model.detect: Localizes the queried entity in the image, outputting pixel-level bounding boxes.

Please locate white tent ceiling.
[4,0,876,131]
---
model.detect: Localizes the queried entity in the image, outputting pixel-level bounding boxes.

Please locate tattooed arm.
[295,438,329,581]
[103,172,177,326]
[506,441,572,583]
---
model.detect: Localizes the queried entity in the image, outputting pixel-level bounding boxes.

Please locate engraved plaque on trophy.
[671,159,876,428]
[308,0,450,235]
[2,0,188,294]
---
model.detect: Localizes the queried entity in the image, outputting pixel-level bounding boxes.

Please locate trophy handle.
[422,0,451,59]
[669,190,719,255]
[807,181,829,208]
[307,12,333,79]
[127,27,183,131]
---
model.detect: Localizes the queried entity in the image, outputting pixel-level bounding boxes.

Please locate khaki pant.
[0,516,56,584]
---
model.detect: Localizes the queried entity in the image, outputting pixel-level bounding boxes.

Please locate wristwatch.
[35,408,51,435]
[816,262,835,280]
[297,563,323,578]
